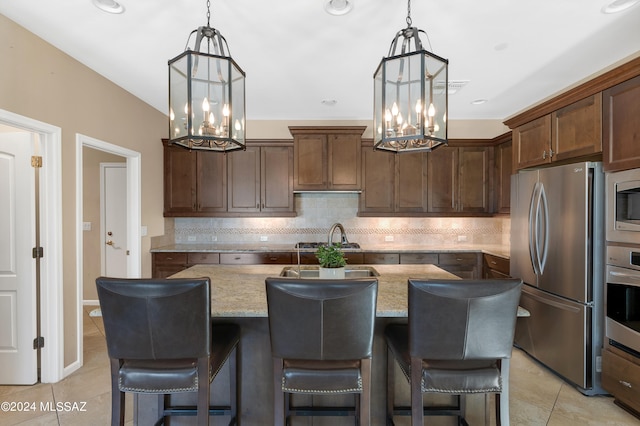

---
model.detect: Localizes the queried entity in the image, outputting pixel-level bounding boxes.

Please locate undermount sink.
[280,266,379,278]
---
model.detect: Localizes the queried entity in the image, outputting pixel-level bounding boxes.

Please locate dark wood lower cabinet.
[602,346,640,417]
[482,253,510,278]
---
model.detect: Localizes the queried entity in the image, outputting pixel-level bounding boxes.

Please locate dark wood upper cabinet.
[359,141,427,215]
[163,140,293,217]
[494,136,512,214]
[513,115,552,170]
[359,143,395,214]
[290,126,365,191]
[227,142,295,215]
[552,93,602,161]
[512,94,603,171]
[427,147,456,212]
[427,146,489,213]
[603,74,640,172]
[163,140,226,216]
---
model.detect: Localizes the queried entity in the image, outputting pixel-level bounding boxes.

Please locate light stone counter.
[169,263,459,317]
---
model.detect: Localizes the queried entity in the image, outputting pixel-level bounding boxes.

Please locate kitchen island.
[134,263,490,426]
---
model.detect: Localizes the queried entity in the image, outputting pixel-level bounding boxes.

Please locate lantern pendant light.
[373,0,448,153]
[168,0,246,152]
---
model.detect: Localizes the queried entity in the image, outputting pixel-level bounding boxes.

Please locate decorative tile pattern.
[170,193,510,247]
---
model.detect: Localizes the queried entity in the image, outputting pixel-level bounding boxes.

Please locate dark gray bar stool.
[96,276,240,426]
[265,277,378,425]
[385,278,522,426]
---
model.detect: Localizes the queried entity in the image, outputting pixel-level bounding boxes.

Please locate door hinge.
[33,336,45,350]
[31,156,43,168]
[32,247,44,258]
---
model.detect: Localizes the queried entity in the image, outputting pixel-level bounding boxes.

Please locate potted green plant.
[316,243,347,279]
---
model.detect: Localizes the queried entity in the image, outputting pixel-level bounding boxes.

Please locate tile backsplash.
[167,193,510,247]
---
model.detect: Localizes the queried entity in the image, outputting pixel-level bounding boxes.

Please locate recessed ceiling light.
[471,99,488,105]
[92,0,125,14]
[601,0,640,13]
[321,99,338,106]
[324,0,353,16]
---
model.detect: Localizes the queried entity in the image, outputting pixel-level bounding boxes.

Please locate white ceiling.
[1,0,640,123]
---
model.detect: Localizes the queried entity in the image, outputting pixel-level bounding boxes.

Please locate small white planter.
[319,267,346,279]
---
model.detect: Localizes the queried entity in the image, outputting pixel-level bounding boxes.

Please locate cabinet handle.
[269,257,278,261]
[491,261,497,265]
[619,380,633,388]
[542,150,547,159]
[549,149,554,158]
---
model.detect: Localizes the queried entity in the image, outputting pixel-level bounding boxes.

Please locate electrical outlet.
[384,235,394,242]
[211,235,217,242]
[82,222,92,231]
[260,236,268,242]
[457,235,468,242]
[187,235,197,242]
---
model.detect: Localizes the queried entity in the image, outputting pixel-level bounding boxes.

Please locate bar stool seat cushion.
[282,359,363,393]
[385,324,501,394]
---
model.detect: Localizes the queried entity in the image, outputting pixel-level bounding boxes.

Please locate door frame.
[75,136,141,365]
[0,109,63,383]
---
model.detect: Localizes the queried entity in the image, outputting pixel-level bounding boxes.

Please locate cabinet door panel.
[197,151,227,212]
[329,134,361,189]
[459,147,489,212]
[164,145,196,214]
[294,135,327,189]
[360,147,395,213]
[603,75,640,172]
[495,140,512,214]
[513,115,552,170]
[228,147,260,212]
[552,94,602,161]
[427,147,456,212]
[397,153,428,212]
[262,146,294,212]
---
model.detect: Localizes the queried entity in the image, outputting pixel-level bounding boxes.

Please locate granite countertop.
[168,263,460,318]
[152,243,510,258]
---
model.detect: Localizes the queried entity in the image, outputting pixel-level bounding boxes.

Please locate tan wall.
[0,14,167,368]
[82,148,125,302]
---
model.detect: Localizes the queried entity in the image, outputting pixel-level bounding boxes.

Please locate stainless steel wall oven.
[606,245,640,356]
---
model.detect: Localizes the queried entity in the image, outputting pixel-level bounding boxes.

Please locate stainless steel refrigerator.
[510,161,606,395]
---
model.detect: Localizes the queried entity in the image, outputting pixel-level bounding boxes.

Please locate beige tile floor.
[1,306,639,425]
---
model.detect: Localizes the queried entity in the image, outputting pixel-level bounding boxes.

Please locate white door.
[0,133,38,384]
[101,164,128,278]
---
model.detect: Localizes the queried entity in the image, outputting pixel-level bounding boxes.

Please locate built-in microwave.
[606,168,640,244]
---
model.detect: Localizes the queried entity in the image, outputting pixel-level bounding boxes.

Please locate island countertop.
[169,263,459,317]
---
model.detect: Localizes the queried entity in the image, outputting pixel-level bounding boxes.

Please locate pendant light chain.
[406,0,412,27]
[206,0,211,27]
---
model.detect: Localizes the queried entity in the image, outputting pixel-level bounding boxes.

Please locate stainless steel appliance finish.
[605,244,640,355]
[606,168,640,244]
[511,161,605,395]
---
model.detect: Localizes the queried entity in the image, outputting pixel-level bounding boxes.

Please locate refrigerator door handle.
[538,183,549,274]
[529,183,540,274]
[528,183,538,275]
